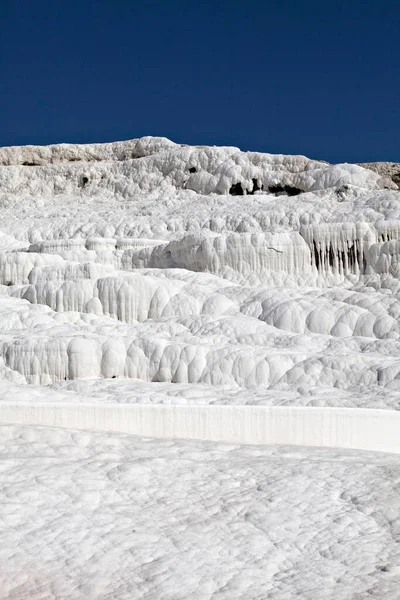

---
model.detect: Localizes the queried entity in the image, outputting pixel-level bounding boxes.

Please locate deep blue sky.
[1,0,399,162]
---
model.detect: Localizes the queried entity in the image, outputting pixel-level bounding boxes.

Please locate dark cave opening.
[268,185,302,196]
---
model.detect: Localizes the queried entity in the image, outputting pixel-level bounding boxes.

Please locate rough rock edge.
[0,136,180,166]
[0,137,397,192]
[359,162,400,189]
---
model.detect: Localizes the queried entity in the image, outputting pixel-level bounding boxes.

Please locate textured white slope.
[0,139,395,200]
[0,137,400,408]
[1,426,400,600]
[1,137,400,599]
[2,292,400,392]
[0,136,179,165]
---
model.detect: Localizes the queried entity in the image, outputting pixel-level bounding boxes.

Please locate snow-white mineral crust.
[0,137,399,598]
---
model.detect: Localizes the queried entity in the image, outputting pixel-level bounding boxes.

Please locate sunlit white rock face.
[0,137,399,402]
[1,138,400,598]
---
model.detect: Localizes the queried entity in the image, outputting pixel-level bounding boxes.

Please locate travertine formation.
[0,137,399,598]
[1,426,400,600]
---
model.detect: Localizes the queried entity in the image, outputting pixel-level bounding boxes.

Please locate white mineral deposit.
[0,137,399,599]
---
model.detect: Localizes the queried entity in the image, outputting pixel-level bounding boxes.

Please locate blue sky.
[1,0,399,162]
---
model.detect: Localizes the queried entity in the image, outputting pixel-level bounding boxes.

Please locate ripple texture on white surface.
[1,425,400,600]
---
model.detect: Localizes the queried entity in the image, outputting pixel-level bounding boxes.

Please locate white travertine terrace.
[0,138,400,407]
[0,137,400,598]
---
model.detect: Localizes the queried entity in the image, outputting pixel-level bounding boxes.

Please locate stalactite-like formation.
[301,224,376,275]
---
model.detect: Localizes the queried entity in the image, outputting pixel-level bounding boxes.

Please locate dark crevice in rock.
[268,185,302,196]
[189,167,197,173]
[313,240,320,270]
[22,161,39,166]
[229,180,264,196]
[250,178,263,193]
[229,182,244,196]
[80,176,89,188]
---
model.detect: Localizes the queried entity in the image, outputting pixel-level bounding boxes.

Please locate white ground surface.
[1,425,400,600]
[1,137,400,598]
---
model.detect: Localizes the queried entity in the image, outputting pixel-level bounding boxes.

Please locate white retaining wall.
[0,402,399,453]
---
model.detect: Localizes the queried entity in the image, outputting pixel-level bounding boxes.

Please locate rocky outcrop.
[359,162,400,189]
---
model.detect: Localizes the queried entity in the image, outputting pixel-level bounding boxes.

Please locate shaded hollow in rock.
[229,182,244,196]
[268,185,302,196]
[229,180,264,196]
[250,179,263,193]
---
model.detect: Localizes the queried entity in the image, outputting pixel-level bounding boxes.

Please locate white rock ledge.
[0,402,399,453]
